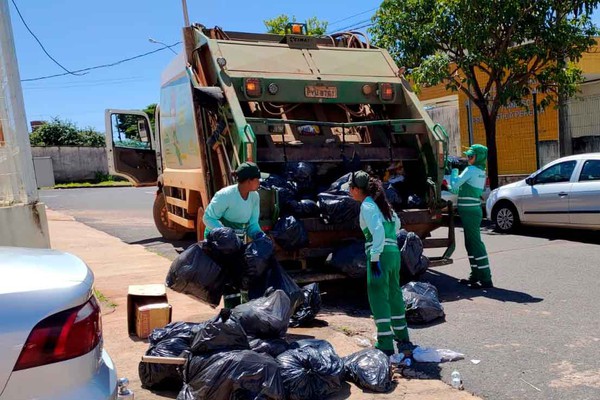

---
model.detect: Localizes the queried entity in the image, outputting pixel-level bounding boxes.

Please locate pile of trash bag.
[343,349,393,393]
[166,242,226,307]
[286,162,316,195]
[289,283,322,328]
[396,229,430,284]
[277,339,344,400]
[244,235,275,281]
[287,199,319,218]
[249,337,290,358]
[327,240,367,279]
[265,262,303,312]
[402,281,445,324]
[271,216,309,251]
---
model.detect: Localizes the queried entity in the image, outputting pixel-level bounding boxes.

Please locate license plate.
[305,85,337,99]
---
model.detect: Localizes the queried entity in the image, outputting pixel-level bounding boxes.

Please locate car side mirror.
[525,177,535,186]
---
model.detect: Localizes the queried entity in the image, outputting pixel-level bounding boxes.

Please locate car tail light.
[244,78,262,98]
[379,83,395,101]
[14,296,102,371]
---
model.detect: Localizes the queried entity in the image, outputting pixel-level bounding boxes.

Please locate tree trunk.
[479,107,500,190]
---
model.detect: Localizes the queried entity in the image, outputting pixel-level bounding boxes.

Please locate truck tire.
[153,193,187,241]
[492,201,519,234]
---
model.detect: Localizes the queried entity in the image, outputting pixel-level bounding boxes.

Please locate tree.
[370,0,599,188]
[264,15,328,36]
[115,103,157,140]
[29,117,106,147]
[144,103,157,133]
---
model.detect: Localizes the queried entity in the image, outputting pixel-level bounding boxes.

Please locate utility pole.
[181,0,190,27]
[532,90,540,169]
[0,0,49,247]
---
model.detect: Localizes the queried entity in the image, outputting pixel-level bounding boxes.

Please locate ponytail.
[366,178,394,221]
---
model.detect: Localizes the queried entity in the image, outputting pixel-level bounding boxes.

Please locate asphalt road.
[41,187,600,400]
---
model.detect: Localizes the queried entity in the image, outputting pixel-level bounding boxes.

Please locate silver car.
[486,153,600,232]
[0,247,131,400]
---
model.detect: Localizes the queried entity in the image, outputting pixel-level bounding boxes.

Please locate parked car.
[441,156,491,209]
[486,153,600,232]
[0,247,131,400]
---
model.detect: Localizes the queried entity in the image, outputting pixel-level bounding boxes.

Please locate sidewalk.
[47,208,479,400]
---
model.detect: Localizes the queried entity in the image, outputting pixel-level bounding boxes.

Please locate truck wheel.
[492,202,519,233]
[196,207,206,242]
[153,193,186,241]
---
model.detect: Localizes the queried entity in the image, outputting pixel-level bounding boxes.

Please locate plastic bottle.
[451,370,462,389]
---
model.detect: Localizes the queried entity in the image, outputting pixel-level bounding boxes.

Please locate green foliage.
[264,15,328,36]
[370,0,599,187]
[29,118,105,147]
[143,103,157,133]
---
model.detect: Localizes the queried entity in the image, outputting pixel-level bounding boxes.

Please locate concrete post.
[0,0,49,248]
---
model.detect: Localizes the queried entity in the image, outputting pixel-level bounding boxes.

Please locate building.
[419,39,600,179]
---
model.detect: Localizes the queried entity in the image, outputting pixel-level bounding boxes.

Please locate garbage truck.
[105,23,455,282]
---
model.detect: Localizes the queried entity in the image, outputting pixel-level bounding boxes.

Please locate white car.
[0,247,131,400]
[486,153,600,233]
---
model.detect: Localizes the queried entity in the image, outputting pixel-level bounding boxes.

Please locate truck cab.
[105,23,455,282]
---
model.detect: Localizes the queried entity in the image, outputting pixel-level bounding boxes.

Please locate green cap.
[464,144,488,170]
[350,170,370,190]
[235,161,261,181]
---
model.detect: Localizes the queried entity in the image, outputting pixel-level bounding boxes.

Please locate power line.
[10,0,83,76]
[334,18,373,33]
[327,7,378,28]
[21,42,181,82]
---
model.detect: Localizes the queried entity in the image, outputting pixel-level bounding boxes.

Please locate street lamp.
[148,38,178,55]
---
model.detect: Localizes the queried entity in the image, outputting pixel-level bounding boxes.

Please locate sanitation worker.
[450,144,493,289]
[203,161,266,307]
[349,170,412,356]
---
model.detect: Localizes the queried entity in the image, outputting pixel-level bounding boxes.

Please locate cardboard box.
[135,303,172,339]
[127,284,172,337]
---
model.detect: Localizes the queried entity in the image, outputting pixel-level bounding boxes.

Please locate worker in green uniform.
[203,161,266,307]
[349,171,411,356]
[450,144,493,289]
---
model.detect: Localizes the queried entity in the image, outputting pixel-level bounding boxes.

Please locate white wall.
[31,147,108,183]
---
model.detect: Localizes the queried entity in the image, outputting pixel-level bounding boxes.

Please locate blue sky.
[8,1,600,133]
[8,0,381,132]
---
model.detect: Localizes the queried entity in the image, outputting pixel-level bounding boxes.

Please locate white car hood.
[0,247,94,396]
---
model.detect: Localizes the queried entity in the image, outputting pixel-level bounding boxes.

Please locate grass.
[94,288,117,309]
[47,180,132,189]
[335,325,358,337]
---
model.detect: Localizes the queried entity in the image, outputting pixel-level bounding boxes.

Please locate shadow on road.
[129,236,195,253]
[424,269,544,304]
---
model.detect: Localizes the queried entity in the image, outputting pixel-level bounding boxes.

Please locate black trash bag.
[166,242,226,307]
[328,240,367,279]
[384,183,402,209]
[401,231,426,276]
[149,321,204,345]
[402,282,445,324]
[190,311,249,354]
[317,192,360,225]
[271,216,309,251]
[261,173,298,213]
[287,199,320,218]
[206,227,243,255]
[286,162,316,194]
[396,229,409,249]
[342,349,393,393]
[265,261,303,312]
[232,289,293,339]
[327,173,352,193]
[407,194,423,208]
[290,283,322,327]
[178,350,285,400]
[277,339,344,400]
[139,337,190,390]
[249,337,290,358]
[260,173,290,190]
[244,235,275,280]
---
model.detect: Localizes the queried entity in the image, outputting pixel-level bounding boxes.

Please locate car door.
[520,160,577,225]
[104,109,158,186]
[569,159,600,227]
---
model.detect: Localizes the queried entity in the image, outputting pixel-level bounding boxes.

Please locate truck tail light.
[245,78,262,98]
[14,296,102,371]
[379,83,395,101]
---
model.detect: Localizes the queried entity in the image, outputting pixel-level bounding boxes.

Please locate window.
[111,114,151,150]
[579,160,600,181]
[535,161,576,184]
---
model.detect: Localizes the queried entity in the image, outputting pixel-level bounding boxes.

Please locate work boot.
[395,340,417,356]
[467,281,494,289]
